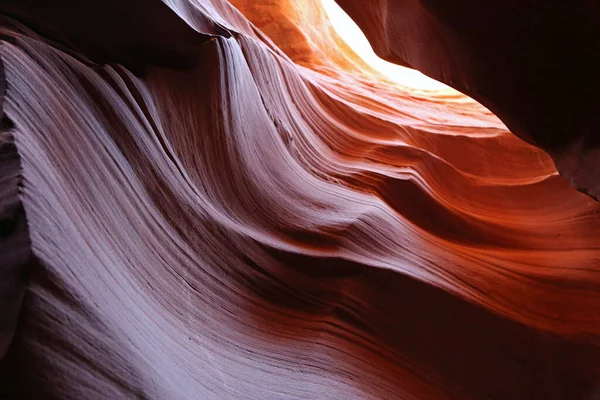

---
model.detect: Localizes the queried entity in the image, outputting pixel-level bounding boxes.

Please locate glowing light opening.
[320,0,452,92]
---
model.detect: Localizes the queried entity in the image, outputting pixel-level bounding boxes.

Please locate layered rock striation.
[0,0,599,398]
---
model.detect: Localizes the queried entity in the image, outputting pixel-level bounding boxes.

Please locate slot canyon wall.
[0,0,599,398]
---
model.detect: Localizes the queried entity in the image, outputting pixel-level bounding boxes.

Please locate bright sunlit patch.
[320,0,452,92]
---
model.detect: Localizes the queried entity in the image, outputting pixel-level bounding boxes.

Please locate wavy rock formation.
[0,0,599,399]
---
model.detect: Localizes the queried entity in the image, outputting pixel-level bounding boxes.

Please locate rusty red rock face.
[334,0,600,199]
[0,0,599,399]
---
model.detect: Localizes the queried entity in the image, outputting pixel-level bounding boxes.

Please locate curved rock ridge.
[0,0,599,399]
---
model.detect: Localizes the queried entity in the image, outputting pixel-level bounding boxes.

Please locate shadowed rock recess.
[0,0,599,399]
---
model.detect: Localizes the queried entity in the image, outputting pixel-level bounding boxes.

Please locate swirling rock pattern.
[0,0,599,399]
